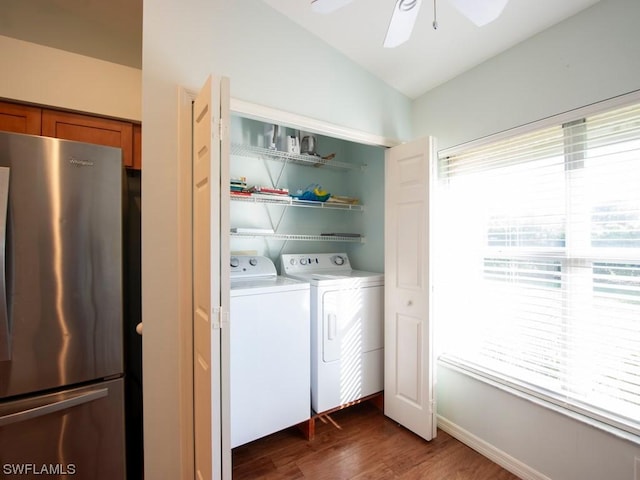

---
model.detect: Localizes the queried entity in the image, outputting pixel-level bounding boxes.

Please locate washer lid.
[285,269,384,286]
[230,276,310,295]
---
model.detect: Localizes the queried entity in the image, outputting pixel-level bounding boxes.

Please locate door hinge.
[218,119,224,140]
[212,306,222,330]
[211,307,229,329]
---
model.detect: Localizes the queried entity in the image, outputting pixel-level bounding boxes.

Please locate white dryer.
[230,255,310,448]
[280,253,384,413]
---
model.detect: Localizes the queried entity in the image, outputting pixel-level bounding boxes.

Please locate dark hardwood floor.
[232,402,520,479]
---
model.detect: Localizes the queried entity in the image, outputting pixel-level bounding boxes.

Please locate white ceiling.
[0,0,142,69]
[262,0,601,98]
[0,0,600,100]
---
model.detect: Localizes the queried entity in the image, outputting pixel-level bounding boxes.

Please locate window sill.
[437,356,640,447]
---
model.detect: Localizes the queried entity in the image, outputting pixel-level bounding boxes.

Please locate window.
[435,99,640,436]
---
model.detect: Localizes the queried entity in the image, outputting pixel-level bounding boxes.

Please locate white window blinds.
[435,101,640,435]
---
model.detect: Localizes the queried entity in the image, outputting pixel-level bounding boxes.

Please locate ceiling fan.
[311,0,510,48]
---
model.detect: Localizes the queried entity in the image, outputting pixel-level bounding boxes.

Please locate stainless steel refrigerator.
[0,132,126,479]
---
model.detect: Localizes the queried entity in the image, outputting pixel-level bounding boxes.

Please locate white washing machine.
[230,255,310,448]
[280,253,384,414]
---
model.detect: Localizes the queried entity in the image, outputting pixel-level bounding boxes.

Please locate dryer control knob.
[333,255,345,266]
[249,258,258,266]
[289,258,297,266]
[300,258,308,265]
[230,257,240,268]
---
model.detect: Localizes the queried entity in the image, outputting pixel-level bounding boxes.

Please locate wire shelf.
[230,143,362,171]
[230,194,364,211]
[230,232,365,243]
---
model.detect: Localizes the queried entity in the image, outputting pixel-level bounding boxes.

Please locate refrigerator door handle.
[0,387,108,427]
[0,167,10,361]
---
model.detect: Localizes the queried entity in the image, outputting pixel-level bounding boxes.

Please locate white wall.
[0,35,141,121]
[413,0,640,478]
[413,0,640,151]
[141,0,411,477]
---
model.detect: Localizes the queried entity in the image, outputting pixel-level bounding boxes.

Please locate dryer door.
[321,285,384,363]
[322,290,340,363]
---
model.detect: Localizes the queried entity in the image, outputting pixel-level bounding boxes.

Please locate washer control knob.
[289,258,297,266]
[249,258,258,266]
[230,257,239,268]
[300,258,308,265]
[333,255,345,266]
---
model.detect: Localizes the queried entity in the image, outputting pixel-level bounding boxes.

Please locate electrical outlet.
[635,456,640,480]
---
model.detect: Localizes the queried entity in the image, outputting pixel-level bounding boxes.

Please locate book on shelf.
[247,186,290,196]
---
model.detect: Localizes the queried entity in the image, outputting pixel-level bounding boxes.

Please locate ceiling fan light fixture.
[449,0,509,26]
[311,0,354,14]
[383,0,423,48]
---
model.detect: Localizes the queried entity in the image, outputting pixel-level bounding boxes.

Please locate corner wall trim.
[437,415,552,480]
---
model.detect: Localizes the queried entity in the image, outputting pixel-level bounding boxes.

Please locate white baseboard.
[437,415,552,480]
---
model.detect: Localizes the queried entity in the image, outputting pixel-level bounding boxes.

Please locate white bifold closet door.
[193,75,231,480]
[384,137,437,442]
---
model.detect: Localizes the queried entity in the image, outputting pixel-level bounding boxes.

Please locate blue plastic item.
[291,184,331,202]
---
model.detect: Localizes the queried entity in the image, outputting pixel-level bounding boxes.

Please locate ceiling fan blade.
[311,0,354,14]
[448,0,509,26]
[383,0,423,48]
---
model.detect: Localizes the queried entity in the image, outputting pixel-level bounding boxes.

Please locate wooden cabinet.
[0,101,141,170]
[42,109,134,168]
[133,123,142,170]
[0,101,41,135]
